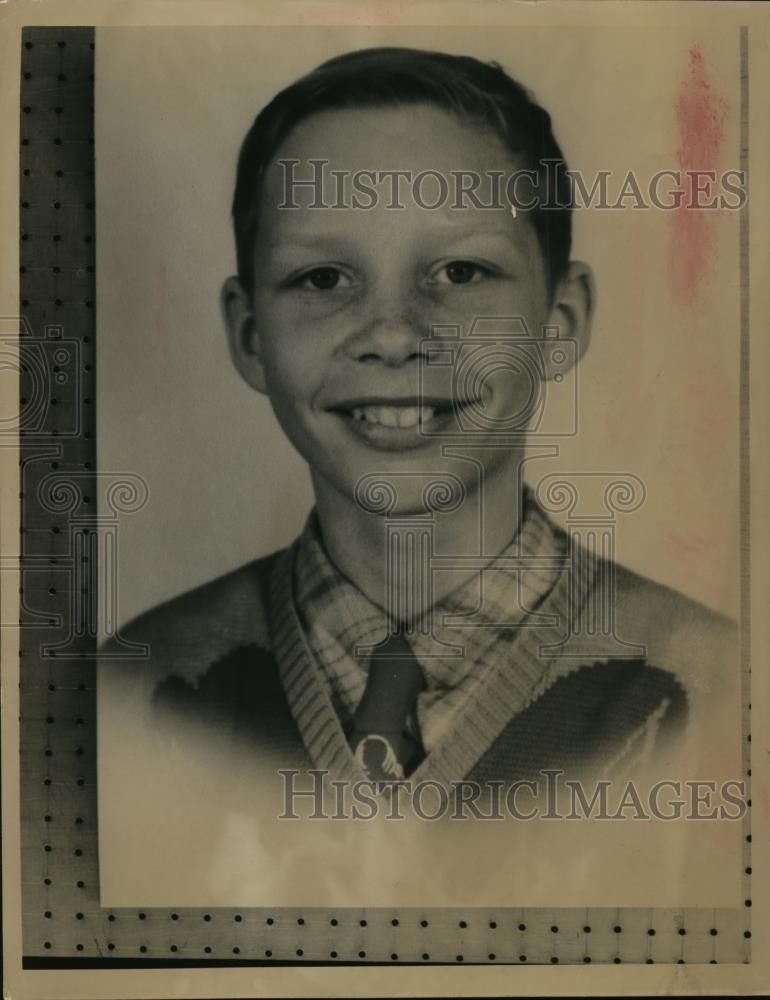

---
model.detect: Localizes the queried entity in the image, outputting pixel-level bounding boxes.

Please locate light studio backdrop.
[92,23,745,913]
[96,25,741,627]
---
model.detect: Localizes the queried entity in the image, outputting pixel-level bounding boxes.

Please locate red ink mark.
[670,47,727,303]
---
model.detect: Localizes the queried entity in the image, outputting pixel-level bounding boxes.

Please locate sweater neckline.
[268,526,598,787]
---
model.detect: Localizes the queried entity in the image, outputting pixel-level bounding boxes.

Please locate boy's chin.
[313,446,520,519]
[342,467,471,519]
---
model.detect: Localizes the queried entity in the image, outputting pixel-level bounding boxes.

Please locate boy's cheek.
[432,287,546,336]
[262,386,316,445]
[260,355,311,398]
[274,289,365,324]
[260,348,327,412]
[257,301,355,350]
[493,367,543,418]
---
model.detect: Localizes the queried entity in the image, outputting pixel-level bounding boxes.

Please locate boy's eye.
[297,266,349,290]
[433,260,489,285]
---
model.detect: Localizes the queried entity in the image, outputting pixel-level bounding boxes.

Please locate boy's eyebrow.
[264,220,531,255]
[264,234,352,252]
[446,225,530,250]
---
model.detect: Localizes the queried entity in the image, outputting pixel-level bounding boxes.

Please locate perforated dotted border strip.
[18,24,751,967]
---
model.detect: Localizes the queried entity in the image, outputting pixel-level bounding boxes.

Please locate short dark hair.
[231,46,572,298]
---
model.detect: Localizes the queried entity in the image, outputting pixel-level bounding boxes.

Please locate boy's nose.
[345,308,426,368]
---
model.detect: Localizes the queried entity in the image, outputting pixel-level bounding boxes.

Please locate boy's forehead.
[257,103,532,241]
[272,103,515,170]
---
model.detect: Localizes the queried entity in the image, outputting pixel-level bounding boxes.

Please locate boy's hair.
[231,46,573,299]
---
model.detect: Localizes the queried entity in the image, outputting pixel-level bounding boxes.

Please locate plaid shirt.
[292,489,566,751]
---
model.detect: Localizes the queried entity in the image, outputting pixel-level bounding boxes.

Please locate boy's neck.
[310,457,525,617]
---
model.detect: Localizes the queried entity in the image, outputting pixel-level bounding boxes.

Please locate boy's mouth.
[348,403,436,428]
[327,396,478,450]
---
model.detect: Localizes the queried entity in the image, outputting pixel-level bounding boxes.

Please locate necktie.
[348,631,425,781]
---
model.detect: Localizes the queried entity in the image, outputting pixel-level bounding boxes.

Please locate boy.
[100,47,737,823]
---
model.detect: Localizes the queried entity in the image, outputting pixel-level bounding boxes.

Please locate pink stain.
[669,47,727,303]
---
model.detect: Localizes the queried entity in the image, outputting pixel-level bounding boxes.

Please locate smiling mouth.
[347,403,438,428]
[329,397,476,423]
[326,397,478,449]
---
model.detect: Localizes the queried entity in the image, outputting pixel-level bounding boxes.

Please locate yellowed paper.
[2,2,769,998]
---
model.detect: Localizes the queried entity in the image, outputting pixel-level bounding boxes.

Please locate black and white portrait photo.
[94,23,744,908]
[5,2,768,990]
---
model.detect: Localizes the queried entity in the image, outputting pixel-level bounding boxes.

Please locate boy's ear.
[220,275,268,395]
[541,261,595,380]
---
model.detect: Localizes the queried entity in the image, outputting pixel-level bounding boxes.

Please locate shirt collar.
[292,486,566,747]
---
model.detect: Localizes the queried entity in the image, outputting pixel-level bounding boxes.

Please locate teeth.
[349,405,437,428]
[374,406,399,428]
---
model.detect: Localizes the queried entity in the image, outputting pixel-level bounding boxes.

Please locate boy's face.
[223,104,591,515]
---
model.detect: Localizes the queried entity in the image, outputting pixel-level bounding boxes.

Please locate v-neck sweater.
[103,514,737,787]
